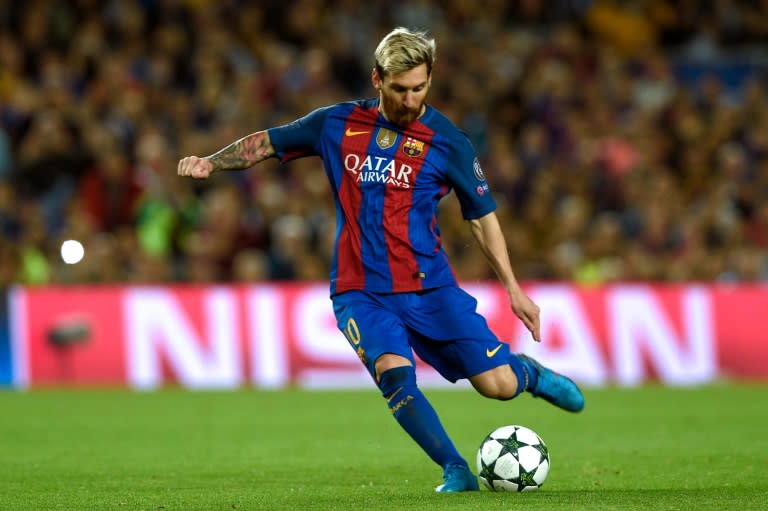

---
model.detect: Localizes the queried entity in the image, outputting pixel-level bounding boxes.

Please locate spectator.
[0,0,767,284]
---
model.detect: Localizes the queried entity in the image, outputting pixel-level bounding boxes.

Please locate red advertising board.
[10,283,768,388]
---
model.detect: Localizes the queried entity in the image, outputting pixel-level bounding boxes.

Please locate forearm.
[205,130,275,172]
[469,213,521,292]
[470,213,541,340]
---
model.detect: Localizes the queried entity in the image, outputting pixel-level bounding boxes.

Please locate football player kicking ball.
[178,27,584,492]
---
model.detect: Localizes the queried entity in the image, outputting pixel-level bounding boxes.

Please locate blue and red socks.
[376,358,541,470]
[378,365,468,469]
[509,354,539,396]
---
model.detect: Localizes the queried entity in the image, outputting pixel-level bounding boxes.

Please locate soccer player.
[178,27,584,492]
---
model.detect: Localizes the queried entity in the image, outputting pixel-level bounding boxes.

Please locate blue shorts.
[331,286,510,383]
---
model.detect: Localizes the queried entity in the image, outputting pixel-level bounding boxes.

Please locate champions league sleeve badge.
[473,158,486,180]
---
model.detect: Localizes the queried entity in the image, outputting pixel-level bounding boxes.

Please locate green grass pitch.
[1,384,766,510]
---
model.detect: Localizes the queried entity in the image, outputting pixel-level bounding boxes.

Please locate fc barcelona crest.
[403,137,424,157]
[376,128,397,149]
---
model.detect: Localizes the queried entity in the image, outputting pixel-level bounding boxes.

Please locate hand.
[509,288,541,343]
[177,156,214,179]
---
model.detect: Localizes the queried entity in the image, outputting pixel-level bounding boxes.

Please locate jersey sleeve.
[267,106,333,163]
[445,135,497,220]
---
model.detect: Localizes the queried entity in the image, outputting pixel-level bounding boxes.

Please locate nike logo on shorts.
[486,344,503,357]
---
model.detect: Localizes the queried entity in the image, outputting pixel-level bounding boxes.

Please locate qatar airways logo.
[344,153,412,189]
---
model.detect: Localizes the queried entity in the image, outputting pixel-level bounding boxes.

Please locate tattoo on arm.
[206,131,275,171]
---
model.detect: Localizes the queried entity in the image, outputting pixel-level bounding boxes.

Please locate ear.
[371,67,382,90]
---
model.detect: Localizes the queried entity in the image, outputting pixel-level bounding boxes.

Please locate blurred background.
[2,7,766,504]
[1,0,768,287]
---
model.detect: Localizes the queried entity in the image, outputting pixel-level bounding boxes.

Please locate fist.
[177,156,214,179]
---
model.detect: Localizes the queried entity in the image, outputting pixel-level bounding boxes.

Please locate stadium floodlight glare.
[60,239,85,264]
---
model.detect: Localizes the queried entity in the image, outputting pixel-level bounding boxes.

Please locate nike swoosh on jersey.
[345,128,371,136]
[486,344,503,357]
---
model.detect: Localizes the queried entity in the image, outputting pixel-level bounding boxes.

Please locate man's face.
[373,63,431,128]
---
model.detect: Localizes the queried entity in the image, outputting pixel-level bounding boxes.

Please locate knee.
[374,353,412,380]
[480,382,517,400]
[470,368,519,400]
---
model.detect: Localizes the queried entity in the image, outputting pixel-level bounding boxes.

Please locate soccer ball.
[476,424,550,492]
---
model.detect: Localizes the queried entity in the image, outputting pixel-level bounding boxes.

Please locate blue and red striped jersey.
[268,98,496,295]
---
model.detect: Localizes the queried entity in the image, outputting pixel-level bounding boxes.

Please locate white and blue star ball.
[476,425,550,492]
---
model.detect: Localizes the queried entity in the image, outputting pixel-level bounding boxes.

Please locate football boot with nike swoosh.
[518,354,585,412]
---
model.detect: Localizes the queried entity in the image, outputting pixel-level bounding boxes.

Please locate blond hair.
[374,27,436,78]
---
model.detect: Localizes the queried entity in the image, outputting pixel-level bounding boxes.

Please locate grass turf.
[0,385,766,510]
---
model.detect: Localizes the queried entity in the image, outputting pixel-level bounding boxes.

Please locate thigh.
[410,331,510,383]
[332,290,416,379]
[406,286,510,382]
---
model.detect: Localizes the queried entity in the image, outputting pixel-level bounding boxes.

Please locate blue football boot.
[435,462,479,493]
[518,354,585,412]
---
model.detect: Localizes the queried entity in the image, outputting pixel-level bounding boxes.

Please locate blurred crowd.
[1,0,768,286]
